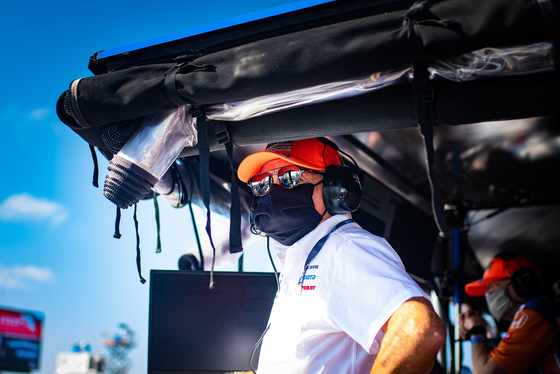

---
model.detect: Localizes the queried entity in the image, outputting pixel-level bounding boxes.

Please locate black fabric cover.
[57,0,559,152]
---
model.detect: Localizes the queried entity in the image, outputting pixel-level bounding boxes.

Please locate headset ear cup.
[178,254,201,271]
[322,165,362,214]
[249,196,263,236]
[512,267,540,299]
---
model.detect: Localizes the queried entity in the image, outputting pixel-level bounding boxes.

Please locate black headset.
[316,137,362,214]
[496,252,542,299]
[178,253,202,271]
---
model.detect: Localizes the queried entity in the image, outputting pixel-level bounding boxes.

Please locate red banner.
[0,308,42,340]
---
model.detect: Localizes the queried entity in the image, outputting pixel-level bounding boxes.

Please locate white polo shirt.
[257,214,427,374]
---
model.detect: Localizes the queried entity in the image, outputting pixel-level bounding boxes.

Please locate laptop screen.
[148,270,277,374]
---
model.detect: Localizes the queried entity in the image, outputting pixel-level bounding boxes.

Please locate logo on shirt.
[510,312,528,330]
[298,263,324,292]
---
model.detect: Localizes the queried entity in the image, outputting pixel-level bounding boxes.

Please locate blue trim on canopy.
[97,0,335,59]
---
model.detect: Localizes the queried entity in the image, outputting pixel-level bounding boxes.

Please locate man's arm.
[458,309,507,374]
[371,297,446,374]
[469,340,507,374]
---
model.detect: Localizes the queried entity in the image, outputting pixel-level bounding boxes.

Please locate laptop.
[148,270,277,374]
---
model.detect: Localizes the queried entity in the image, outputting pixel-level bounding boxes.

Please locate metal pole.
[453,226,461,373]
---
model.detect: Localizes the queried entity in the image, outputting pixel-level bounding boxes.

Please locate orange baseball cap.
[465,254,537,296]
[237,138,341,183]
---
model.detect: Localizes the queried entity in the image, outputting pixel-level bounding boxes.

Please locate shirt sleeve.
[490,307,556,374]
[320,227,426,354]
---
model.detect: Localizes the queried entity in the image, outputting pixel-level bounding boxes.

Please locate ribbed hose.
[55,90,81,129]
[101,120,139,154]
[104,154,159,209]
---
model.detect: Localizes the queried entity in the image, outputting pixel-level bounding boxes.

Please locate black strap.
[113,206,122,239]
[153,190,162,253]
[181,158,205,270]
[405,3,449,237]
[164,63,215,107]
[196,110,217,288]
[413,62,450,237]
[133,204,147,284]
[238,253,244,272]
[89,145,99,188]
[188,201,205,270]
[226,140,243,253]
[163,63,187,107]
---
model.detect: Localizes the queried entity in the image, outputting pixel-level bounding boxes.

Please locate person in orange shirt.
[459,252,560,374]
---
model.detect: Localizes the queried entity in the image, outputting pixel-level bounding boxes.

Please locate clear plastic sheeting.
[118,105,197,180]
[206,69,410,121]
[104,105,198,209]
[206,42,555,122]
[429,42,555,82]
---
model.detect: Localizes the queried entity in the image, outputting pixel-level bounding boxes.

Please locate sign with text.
[0,307,44,372]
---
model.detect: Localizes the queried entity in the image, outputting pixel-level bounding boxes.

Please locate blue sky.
[0,1,297,372]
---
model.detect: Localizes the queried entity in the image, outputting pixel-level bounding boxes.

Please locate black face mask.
[252,184,323,246]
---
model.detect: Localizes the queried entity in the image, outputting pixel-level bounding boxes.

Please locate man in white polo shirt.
[237,137,445,373]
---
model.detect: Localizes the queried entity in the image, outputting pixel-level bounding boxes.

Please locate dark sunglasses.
[248,165,324,196]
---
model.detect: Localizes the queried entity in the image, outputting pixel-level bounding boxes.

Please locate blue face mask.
[253,184,323,246]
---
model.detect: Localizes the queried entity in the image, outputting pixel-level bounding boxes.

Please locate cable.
[248,237,280,372]
[249,323,271,374]
[266,237,280,289]
[467,207,510,228]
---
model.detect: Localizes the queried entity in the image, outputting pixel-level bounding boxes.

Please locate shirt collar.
[289,212,352,258]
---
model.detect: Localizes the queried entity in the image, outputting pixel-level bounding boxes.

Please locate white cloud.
[27,108,51,121]
[13,265,55,282]
[0,264,55,289]
[0,193,68,225]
